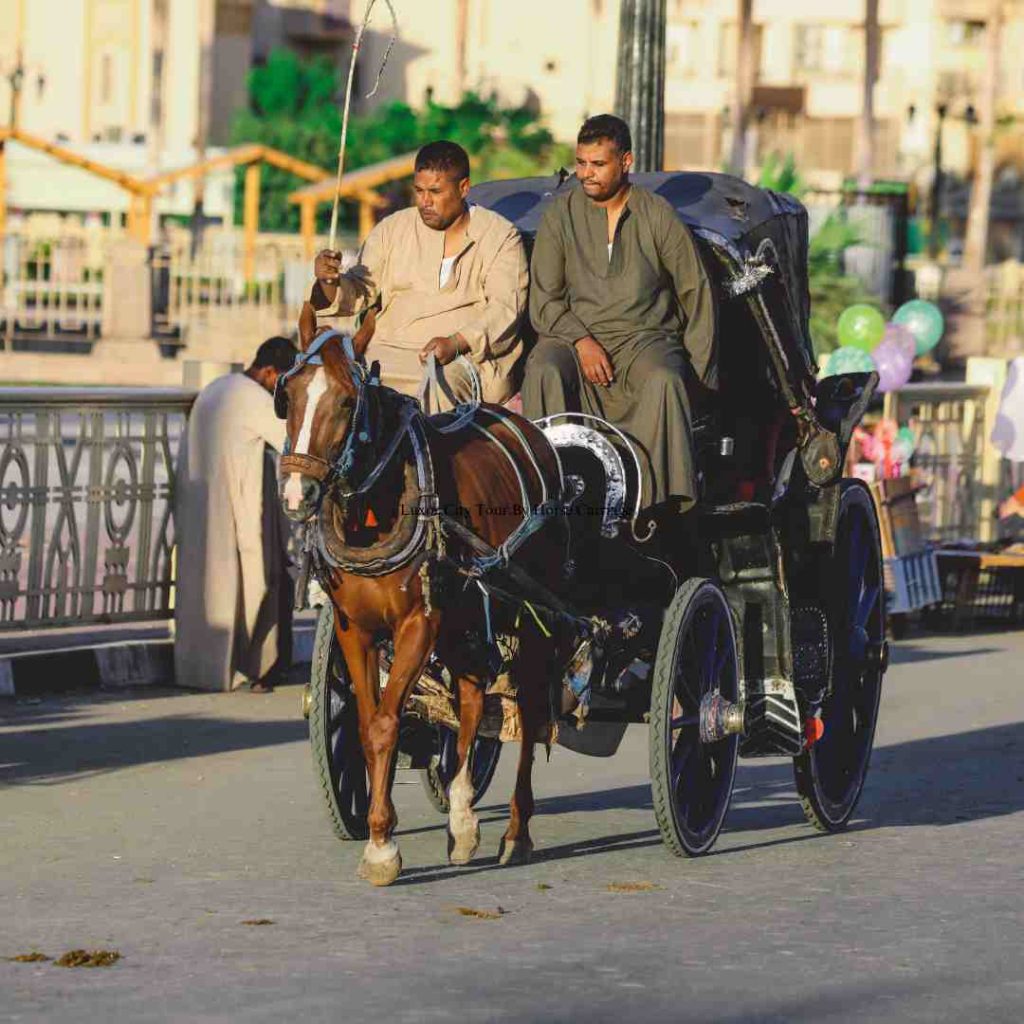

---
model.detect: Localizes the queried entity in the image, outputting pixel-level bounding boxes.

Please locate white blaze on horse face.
[283,366,327,511]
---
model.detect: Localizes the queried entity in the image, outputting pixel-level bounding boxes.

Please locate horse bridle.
[276,329,382,503]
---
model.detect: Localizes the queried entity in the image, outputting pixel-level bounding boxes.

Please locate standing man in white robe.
[174,338,297,692]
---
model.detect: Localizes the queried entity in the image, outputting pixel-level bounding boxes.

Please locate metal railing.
[0,388,195,630]
[985,260,1024,356]
[1,233,106,348]
[884,381,1001,544]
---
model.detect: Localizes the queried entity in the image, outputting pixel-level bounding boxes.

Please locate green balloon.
[825,345,877,377]
[837,304,886,352]
[897,426,916,455]
[893,300,944,356]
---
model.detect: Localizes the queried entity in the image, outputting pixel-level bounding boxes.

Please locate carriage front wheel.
[794,479,885,832]
[309,603,369,841]
[649,578,741,857]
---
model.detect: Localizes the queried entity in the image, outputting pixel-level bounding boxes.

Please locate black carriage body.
[470,172,880,760]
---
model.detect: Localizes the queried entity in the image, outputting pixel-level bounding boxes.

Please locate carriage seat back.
[535,416,629,540]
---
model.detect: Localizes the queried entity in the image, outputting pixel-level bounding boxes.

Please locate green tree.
[229,50,567,232]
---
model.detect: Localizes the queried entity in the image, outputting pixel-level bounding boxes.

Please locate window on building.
[100,53,114,104]
[718,23,764,79]
[667,22,700,77]
[793,24,856,76]
[946,20,986,46]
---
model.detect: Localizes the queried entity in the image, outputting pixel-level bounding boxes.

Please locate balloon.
[872,338,914,393]
[891,437,914,466]
[837,304,886,352]
[893,299,944,356]
[896,426,916,456]
[825,345,877,377]
[883,322,916,362]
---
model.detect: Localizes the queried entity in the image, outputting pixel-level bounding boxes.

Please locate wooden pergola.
[0,126,151,240]
[141,144,331,278]
[288,152,418,256]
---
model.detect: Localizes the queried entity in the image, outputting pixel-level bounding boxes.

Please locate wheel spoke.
[671,733,697,785]
[698,606,722,693]
[854,583,881,633]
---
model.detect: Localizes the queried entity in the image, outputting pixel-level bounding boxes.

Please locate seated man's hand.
[314,249,342,285]
[574,335,614,387]
[419,335,465,366]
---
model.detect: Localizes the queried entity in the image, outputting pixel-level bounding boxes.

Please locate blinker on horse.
[277,304,566,886]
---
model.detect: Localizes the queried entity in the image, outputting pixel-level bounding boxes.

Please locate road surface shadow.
[0,714,307,786]
[888,644,1002,666]
[396,720,1024,879]
[393,828,664,886]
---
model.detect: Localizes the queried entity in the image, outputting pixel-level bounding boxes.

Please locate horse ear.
[352,308,376,359]
[298,301,317,351]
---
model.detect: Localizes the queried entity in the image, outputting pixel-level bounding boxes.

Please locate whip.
[327,0,399,253]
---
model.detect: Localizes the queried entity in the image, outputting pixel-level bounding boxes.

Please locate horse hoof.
[447,827,480,866]
[358,842,402,887]
[498,836,533,867]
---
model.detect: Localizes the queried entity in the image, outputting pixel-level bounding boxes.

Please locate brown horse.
[279,308,566,885]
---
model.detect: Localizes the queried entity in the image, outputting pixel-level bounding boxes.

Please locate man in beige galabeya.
[311,140,528,406]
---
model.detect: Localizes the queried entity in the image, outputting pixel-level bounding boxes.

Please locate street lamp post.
[2,49,45,129]
[615,0,667,172]
[928,104,948,259]
[925,102,977,259]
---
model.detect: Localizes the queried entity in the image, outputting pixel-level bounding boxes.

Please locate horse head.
[277,303,376,521]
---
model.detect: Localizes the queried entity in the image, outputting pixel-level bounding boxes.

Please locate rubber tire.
[794,480,885,832]
[421,727,502,814]
[649,578,741,858]
[309,603,369,840]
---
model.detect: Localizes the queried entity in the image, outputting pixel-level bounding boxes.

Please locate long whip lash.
[328,0,399,253]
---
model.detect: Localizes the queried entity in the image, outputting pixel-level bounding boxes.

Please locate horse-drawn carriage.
[286,171,887,881]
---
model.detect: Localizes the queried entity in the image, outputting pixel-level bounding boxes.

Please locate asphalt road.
[2,630,1023,1023]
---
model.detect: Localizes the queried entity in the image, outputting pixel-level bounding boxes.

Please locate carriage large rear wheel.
[650,578,741,857]
[794,480,885,832]
[309,603,369,841]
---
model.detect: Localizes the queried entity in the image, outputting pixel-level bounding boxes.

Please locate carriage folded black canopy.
[469,171,817,394]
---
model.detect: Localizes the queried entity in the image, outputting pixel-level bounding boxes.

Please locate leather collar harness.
[280,331,574,628]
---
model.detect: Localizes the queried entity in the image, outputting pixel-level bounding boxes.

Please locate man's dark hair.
[577,114,632,154]
[251,336,297,373]
[415,140,471,181]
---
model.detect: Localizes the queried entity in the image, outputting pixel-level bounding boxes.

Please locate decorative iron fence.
[985,260,1024,355]
[1,233,107,348]
[884,381,1002,544]
[0,388,195,630]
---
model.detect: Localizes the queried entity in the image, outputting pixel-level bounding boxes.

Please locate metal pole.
[929,104,946,259]
[614,0,666,172]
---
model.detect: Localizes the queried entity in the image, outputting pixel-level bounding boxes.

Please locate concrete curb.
[0,642,175,698]
[0,625,316,699]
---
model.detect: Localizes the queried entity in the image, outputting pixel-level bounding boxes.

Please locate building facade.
[2,0,1022,222]
[0,0,352,223]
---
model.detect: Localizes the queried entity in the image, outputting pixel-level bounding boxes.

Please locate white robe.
[174,373,292,691]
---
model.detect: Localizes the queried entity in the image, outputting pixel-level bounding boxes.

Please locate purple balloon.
[873,338,913,393]
[883,322,916,362]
